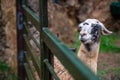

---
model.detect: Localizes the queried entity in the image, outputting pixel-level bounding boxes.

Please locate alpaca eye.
[79,26,82,31]
[97,21,99,23]
[79,26,82,29]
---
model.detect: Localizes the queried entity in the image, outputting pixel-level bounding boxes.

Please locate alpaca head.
[78,19,112,45]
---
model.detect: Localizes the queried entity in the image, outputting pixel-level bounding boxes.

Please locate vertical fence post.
[39,0,53,80]
[16,0,26,80]
[0,0,2,25]
[0,0,1,26]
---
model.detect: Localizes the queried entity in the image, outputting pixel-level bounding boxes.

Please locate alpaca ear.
[102,28,113,35]
[99,22,112,35]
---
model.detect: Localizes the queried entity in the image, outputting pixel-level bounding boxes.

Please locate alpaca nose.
[80,33,87,37]
[80,30,87,36]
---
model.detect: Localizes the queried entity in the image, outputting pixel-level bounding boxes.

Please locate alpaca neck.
[78,43,100,61]
[78,43,100,74]
[81,43,100,56]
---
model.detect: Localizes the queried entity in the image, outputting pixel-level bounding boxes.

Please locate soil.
[115,40,120,47]
[98,53,120,80]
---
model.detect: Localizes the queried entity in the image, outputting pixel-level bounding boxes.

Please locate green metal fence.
[16,0,99,80]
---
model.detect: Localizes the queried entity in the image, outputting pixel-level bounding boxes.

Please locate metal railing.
[16,0,99,80]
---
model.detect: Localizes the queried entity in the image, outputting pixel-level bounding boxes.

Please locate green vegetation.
[0,61,9,72]
[73,32,120,53]
[0,61,16,80]
[100,32,120,53]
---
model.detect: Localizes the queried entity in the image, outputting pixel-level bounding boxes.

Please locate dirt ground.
[98,53,120,80]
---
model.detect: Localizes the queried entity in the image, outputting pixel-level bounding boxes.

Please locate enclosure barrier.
[16,0,99,80]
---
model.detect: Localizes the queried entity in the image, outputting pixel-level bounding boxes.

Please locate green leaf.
[0,61,10,72]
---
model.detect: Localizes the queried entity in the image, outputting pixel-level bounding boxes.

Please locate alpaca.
[77,19,112,74]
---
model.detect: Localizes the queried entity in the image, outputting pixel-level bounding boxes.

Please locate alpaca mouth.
[80,38,93,44]
[80,40,85,43]
[80,38,86,43]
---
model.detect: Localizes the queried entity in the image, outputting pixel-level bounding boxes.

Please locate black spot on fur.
[91,24,101,43]
[85,44,91,51]
[83,22,89,25]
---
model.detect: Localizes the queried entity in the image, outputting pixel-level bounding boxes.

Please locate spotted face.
[78,19,112,44]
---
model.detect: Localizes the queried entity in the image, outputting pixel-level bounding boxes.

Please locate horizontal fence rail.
[16,0,99,80]
[43,28,98,80]
[24,22,40,49]
[23,34,41,77]
[43,59,60,80]
[22,5,40,30]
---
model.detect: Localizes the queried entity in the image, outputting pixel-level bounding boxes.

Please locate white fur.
[77,19,112,74]
[78,19,112,44]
